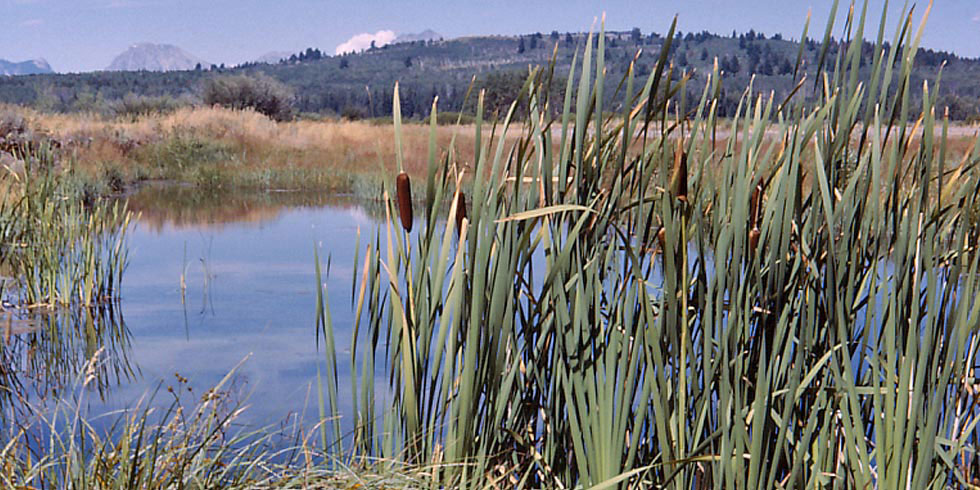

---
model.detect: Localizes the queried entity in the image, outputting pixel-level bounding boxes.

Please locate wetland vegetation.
[4,1,980,488]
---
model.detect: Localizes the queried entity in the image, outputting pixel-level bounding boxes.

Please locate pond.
[2,184,390,436]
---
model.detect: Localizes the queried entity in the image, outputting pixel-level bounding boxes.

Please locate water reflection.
[127,183,388,231]
[0,302,136,418]
[107,184,386,430]
[2,184,392,433]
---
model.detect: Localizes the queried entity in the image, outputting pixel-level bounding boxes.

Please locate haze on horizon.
[2,0,978,73]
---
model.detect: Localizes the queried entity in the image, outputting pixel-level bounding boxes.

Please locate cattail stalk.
[670,146,688,203]
[454,191,467,238]
[748,180,763,255]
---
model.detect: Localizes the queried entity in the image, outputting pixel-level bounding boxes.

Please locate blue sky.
[2,0,978,73]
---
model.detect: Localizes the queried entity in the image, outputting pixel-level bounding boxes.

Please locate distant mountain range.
[106,43,207,72]
[255,51,292,64]
[395,30,442,43]
[0,58,53,76]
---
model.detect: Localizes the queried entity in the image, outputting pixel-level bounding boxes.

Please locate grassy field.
[2,104,510,195]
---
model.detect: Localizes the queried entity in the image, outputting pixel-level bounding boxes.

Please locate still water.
[6,185,389,432]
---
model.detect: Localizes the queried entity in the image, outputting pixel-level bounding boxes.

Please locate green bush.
[111,93,189,120]
[202,73,294,121]
[138,132,233,180]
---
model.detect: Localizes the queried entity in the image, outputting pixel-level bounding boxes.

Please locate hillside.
[1,29,978,119]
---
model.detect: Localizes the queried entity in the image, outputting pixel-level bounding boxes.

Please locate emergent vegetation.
[312,2,980,487]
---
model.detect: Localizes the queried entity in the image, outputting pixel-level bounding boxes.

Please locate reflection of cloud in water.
[94,191,396,433]
[99,324,386,430]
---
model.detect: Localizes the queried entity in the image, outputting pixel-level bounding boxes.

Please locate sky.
[2,0,979,73]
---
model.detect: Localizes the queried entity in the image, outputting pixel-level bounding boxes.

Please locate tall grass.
[0,145,134,428]
[0,147,131,308]
[317,2,980,487]
[0,357,301,489]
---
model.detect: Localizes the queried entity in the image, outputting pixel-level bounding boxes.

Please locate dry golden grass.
[14,106,500,186]
[6,104,977,199]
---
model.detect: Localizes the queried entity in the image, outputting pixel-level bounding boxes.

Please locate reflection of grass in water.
[198,236,215,316]
[0,298,137,420]
[2,357,283,487]
[2,353,431,487]
[0,146,138,465]
[125,183,392,231]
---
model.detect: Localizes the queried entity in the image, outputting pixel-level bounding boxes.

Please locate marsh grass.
[2,103,538,196]
[5,159,131,308]
[0,357,304,489]
[313,2,980,488]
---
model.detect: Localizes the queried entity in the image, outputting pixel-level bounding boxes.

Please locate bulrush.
[454,191,467,237]
[669,146,688,203]
[396,171,413,233]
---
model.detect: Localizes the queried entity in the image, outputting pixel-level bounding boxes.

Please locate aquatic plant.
[0,358,296,488]
[1,147,132,308]
[317,1,980,487]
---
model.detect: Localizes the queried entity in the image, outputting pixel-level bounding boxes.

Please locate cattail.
[656,227,666,253]
[454,191,467,237]
[748,180,763,255]
[669,146,688,203]
[748,228,761,255]
[396,172,413,232]
[749,180,763,229]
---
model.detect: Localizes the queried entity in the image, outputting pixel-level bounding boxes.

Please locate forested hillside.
[2,28,978,120]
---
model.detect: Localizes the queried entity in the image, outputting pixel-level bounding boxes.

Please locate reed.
[315,1,980,488]
[0,146,132,308]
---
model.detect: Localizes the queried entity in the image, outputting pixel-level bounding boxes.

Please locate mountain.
[0,58,53,76]
[255,51,292,64]
[395,29,443,44]
[106,43,206,72]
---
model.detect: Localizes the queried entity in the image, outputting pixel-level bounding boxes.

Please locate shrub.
[202,74,294,121]
[111,93,189,120]
[340,105,366,121]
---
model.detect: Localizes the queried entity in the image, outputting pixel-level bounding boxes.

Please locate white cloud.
[335,30,397,55]
[20,18,43,27]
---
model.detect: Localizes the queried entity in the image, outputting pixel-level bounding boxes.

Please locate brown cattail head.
[670,146,688,203]
[656,227,666,253]
[748,227,761,255]
[749,180,763,229]
[454,191,467,237]
[396,172,413,233]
